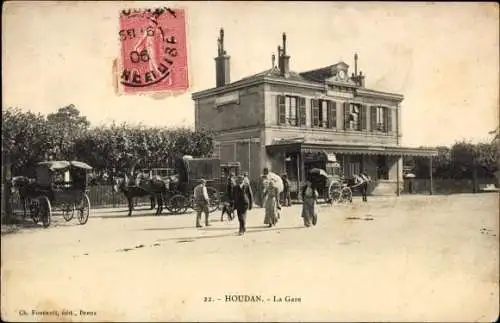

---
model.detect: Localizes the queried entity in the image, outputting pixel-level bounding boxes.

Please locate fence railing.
[86,185,152,208]
[6,179,498,215]
[8,185,153,213]
[402,178,498,194]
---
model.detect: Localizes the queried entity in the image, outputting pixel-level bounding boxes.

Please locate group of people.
[193,172,253,235]
[192,168,372,235]
[192,167,327,235]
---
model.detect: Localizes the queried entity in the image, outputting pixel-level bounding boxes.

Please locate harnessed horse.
[113,174,168,216]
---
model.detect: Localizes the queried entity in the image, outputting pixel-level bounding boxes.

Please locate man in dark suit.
[232,175,253,235]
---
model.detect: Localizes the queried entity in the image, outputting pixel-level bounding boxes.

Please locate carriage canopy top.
[37,161,93,171]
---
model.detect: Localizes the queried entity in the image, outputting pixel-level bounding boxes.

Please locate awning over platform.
[266,142,438,157]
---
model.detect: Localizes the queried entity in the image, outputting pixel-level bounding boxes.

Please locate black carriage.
[24,161,92,227]
[306,154,353,204]
[165,156,234,214]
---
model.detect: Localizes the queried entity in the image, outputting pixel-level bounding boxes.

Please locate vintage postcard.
[1,1,499,322]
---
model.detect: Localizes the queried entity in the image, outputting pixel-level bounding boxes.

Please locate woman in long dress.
[263,181,279,227]
[301,180,319,227]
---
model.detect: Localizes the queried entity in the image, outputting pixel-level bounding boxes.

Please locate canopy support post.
[429,156,433,195]
[297,149,302,202]
[396,155,401,196]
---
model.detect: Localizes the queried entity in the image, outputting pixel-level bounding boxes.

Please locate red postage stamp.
[118,7,188,94]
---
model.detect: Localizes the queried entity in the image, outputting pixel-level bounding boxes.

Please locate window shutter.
[299,97,306,126]
[277,95,286,125]
[386,107,393,133]
[311,99,319,127]
[328,101,337,128]
[343,102,350,130]
[361,105,367,130]
[370,106,377,132]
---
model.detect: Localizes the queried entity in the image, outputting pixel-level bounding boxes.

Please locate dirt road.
[1,194,498,322]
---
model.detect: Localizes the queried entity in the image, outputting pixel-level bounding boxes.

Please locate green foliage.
[46,104,91,160]
[405,137,498,179]
[3,107,214,176]
[2,107,50,175]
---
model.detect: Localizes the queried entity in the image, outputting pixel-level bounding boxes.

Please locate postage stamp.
[118,7,188,94]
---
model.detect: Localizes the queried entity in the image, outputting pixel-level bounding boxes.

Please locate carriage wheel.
[207,187,220,213]
[62,204,75,222]
[341,187,353,203]
[38,196,52,228]
[78,194,91,225]
[168,194,188,214]
[23,199,30,219]
[328,184,341,204]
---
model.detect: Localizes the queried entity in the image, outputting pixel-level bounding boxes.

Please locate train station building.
[192,29,437,196]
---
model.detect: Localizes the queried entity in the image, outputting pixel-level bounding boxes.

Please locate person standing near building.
[301,180,319,227]
[358,172,371,202]
[232,175,253,235]
[257,174,267,207]
[263,180,279,227]
[281,173,291,207]
[194,179,210,228]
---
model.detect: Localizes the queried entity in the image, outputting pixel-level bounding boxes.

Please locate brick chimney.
[350,52,366,87]
[215,28,230,87]
[278,33,290,77]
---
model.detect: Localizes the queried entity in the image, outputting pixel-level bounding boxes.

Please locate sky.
[2,1,499,147]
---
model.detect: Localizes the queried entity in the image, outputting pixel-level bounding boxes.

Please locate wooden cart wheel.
[328,183,341,204]
[22,199,30,219]
[168,194,188,214]
[62,203,75,222]
[39,196,52,228]
[78,194,91,225]
[207,187,220,213]
[341,187,353,203]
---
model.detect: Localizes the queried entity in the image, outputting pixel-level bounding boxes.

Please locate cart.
[306,155,352,204]
[24,161,93,227]
[165,156,227,214]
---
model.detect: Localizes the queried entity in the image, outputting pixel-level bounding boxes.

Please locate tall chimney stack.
[277,46,283,72]
[279,33,290,77]
[354,53,358,76]
[215,28,230,87]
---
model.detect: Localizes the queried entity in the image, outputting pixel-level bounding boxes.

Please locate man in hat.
[232,175,253,235]
[193,178,210,227]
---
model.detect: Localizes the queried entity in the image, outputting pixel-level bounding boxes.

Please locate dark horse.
[113,175,168,216]
[11,176,38,218]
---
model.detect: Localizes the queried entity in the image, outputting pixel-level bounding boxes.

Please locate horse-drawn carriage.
[165,156,231,214]
[113,157,241,216]
[13,160,92,227]
[306,153,353,204]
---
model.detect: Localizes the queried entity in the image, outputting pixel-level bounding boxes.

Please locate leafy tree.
[405,146,451,179]
[3,107,215,176]
[2,107,50,175]
[46,104,90,159]
[473,141,498,177]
